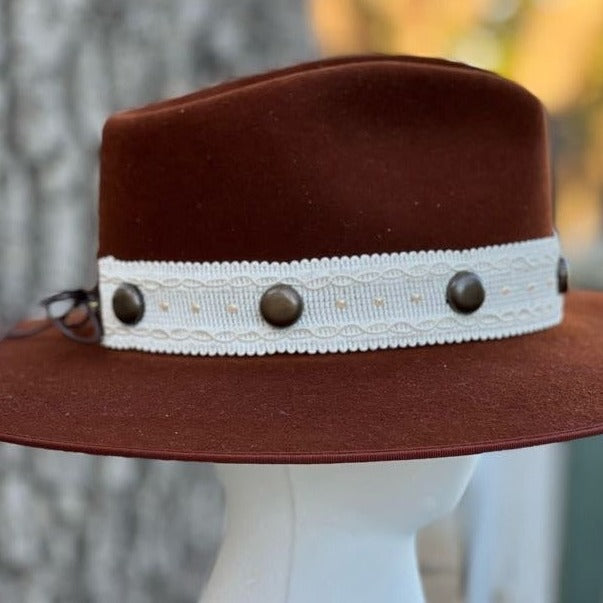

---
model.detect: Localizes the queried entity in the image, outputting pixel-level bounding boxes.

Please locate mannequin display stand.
[200,456,479,603]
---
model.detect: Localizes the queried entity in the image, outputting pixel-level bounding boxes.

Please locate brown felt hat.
[2,55,603,463]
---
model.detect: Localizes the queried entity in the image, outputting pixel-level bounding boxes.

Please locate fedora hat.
[2,54,602,463]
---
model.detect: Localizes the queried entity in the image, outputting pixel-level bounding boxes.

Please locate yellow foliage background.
[309,0,603,281]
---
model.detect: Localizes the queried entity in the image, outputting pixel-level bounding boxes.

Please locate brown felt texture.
[2,55,601,462]
[98,55,553,262]
[1,291,602,463]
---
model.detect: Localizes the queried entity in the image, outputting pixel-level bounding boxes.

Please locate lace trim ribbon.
[98,235,563,356]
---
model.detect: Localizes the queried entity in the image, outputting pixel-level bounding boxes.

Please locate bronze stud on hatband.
[112,283,145,325]
[446,271,486,314]
[558,257,569,293]
[260,284,304,328]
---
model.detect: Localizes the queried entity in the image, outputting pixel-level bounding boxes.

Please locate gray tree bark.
[0,2,316,601]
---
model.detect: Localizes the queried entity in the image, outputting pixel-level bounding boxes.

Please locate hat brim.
[1,290,602,463]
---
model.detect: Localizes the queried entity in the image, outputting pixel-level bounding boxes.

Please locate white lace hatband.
[98,235,564,356]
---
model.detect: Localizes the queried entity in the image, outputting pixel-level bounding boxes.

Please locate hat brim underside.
[1,290,602,463]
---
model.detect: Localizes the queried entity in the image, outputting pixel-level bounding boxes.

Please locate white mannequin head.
[286,457,477,533]
[202,456,478,603]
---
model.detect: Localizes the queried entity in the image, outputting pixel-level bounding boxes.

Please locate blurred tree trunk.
[0,2,315,601]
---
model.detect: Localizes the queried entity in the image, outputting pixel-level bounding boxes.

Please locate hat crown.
[98,56,553,263]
